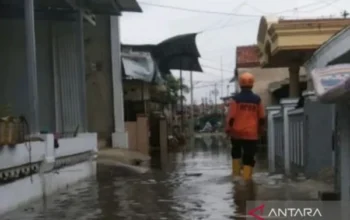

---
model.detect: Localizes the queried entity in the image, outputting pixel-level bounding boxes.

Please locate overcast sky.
[120,0,347,104]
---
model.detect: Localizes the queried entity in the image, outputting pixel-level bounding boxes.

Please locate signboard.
[310,64,350,103]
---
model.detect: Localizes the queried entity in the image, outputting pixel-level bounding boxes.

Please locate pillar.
[77,10,87,132]
[110,16,128,148]
[266,105,282,173]
[25,0,40,133]
[288,65,300,98]
[280,98,298,176]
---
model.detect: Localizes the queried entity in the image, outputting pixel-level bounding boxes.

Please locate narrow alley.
[2,0,350,219]
[2,136,329,220]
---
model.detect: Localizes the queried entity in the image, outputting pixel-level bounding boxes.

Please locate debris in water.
[185,173,203,177]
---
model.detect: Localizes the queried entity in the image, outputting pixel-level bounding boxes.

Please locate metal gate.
[52,21,84,135]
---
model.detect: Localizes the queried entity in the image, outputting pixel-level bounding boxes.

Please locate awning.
[117,0,142,12]
[122,52,164,83]
[78,0,142,15]
[152,33,201,59]
[0,0,142,17]
[121,33,202,73]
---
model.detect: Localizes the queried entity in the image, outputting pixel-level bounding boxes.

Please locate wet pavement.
[3,135,327,220]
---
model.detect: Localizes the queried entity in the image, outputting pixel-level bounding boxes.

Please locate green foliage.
[164,74,189,104]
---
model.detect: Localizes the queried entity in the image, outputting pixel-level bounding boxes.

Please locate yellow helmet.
[239,72,254,87]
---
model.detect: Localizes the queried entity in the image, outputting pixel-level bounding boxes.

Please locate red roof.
[236,45,260,68]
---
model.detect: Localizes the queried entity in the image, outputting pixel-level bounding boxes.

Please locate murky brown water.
[3,136,319,220]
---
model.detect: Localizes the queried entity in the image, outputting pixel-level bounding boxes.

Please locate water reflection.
[3,135,275,220]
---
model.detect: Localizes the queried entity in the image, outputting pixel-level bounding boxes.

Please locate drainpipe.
[25,0,39,133]
[77,10,87,132]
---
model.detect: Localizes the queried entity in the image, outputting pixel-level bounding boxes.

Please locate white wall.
[0,161,96,216]
[0,133,97,215]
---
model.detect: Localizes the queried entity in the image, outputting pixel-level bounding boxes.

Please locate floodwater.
[3,135,319,220]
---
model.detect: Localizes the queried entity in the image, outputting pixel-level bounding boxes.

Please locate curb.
[97,158,150,174]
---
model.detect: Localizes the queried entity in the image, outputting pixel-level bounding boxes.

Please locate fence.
[287,108,305,173]
[267,96,333,178]
[271,107,305,175]
[272,112,284,171]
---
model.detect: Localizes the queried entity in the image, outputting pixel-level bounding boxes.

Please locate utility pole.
[226,84,230,96]
[214,83,217,112]
[208,92,211,107]
[180,68,184,132]
[220,56,224,100]
[189,71,194,137]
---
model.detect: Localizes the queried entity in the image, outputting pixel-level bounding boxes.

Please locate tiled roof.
[236,45,260,68]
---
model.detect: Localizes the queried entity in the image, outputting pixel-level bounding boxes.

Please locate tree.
[164,74,189,105]
[341,10,349,18]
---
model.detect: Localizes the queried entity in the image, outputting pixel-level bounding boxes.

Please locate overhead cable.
[139,1,329,18]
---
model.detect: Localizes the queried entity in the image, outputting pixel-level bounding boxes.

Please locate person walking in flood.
[225,72,265,182]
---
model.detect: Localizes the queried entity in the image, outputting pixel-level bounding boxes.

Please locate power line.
[200,57,235,68]
[193,80,232,89]
[201,1,247,32]
[293,0,339,13]
[201,64,233,73]
[138,1,261,17]
[194,77,232,84]
[200,0,334,33]
[200,1,247,44]
[139,0,330,20]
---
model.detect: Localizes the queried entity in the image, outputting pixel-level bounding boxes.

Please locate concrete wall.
[85,16,114,138]
[125,116,149,155]
[0,161,96,216]
[237,67,305,106]
[0,133,97,215]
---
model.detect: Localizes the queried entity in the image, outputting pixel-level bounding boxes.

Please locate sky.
[120,0,348,104]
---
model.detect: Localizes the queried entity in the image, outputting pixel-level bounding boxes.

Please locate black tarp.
[152,33,201,59]
[121,33,202,73]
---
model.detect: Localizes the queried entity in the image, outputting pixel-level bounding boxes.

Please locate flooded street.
[3,135,321,220]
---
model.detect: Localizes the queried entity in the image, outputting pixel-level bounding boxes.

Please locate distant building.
[234,45,306,106]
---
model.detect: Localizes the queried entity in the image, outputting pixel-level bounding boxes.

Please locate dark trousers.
[231,139,257,167]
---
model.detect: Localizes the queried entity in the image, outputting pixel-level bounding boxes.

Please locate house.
[305,26,350,201]
[0,0,142,214]
[121,48,167,154]
[234,45,306,106]
[121,46,165,119]
[257,16,350,97]
[262,16,350,201]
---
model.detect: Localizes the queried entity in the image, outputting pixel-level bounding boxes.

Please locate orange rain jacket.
[225,90,265,140]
